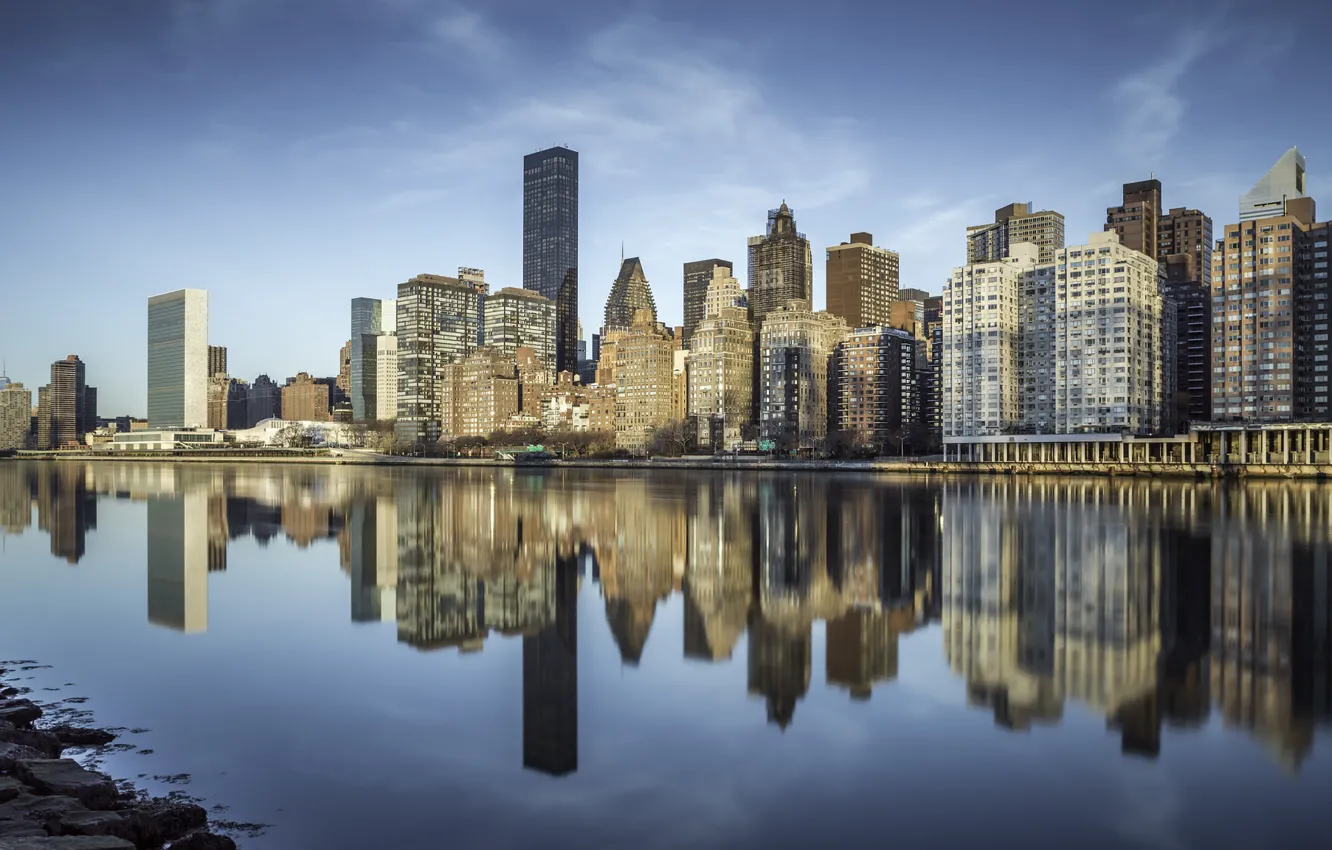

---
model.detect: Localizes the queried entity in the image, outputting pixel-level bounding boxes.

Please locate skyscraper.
[395,273,487,444]
[1211,149,1326,422]
[41,355,95,449]
[1105,179,1163,259]
[337,340,352,396]
[0,379,31,450]
[966,202,1065,265]
[485,287,557,373]
[682,259,732,349]
[603,257,657,333]
[350,297,397,423]
[207,345,228,378]
[826,232,900,329]
[523,146,579,373]
[687,266,753,448]
[148,289,209,429]
[832,327,924,450]
[613,310,674,451]
[748,203,812,326]
[758,305,848,448]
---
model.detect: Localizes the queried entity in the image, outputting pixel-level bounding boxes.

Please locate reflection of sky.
[1,476,1331,850]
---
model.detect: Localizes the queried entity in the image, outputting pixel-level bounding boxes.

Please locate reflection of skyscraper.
[146,490,210,633]
[747,613,810,730]
[348,496,398,623]
[522,554,578,777]
[35,464,97,564]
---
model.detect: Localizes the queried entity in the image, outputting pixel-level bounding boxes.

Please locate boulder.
[0,822,49,838]
[125,800,207,846]
[0,700,42,728]
[0,727,65,758]
[0,686,20,698]
[0,776,26,804]
[168,834,238,850]
[45,727,117,748]
[0,742,47,772]
[0,791,90,834]
[56,810,136,844]
[13,760,118,811]
[0,837,136,849]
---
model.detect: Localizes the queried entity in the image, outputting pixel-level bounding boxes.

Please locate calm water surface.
[1,461,1329,849]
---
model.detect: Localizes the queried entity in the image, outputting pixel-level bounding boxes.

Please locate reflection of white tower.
[147,490,209,633]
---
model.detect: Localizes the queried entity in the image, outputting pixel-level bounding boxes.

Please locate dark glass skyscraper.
[523,146,579,374]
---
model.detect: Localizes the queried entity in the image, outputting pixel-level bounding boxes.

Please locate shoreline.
[1,663,239,848]
[4,452,1332,479]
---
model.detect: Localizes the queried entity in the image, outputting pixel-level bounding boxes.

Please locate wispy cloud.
[1111,28,1220,164]
[428,2,508,60]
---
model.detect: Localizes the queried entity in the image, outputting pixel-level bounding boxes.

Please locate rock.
[45,727,116,748]
[0,727,65,758]
[0,742,47,772]
[0,777,27,804]
[14,760,118,811]
[56,810,136,844]
[0,837,136,848]
[0,791,90,836]
[0,822,50,838]
[124,800,207,846]
[0,686,20,698]
[168,834,237,850]
[0,700,42,728]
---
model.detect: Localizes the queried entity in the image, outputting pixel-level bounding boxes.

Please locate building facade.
[485,287,557,374]
[148,289,209,429]
[826,232,900,329]
[682,259,732,350]
[1105,179,1163,259]
[337,340,352,396]
[207,374,231,430]
[281,372,331,422]
[38,355,96,449]
[966,202,1065,265]
[924,296,943,438]
[523,146,579,373]
[613,311,675,451]
[395,273,487,443]
[748,203,813,327]
[0,380,31,450]
[350,297,397,423]
[687,265,753,448]
[758,304,848,449]
[207,345,227,378]
[246,374,280,426]
[832,327,923,450]
[439,349,520,439]
[604,257,657,334]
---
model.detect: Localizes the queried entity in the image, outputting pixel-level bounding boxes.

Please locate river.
[1,461,1329,849]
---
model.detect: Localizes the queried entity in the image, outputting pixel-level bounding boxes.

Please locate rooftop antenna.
[620,241,624,264]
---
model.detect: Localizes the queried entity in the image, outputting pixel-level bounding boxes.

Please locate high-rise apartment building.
[1159,207,1213,288]
[246,374,280,427]
[337,341,352,396]
[826,232,900,329]
[758,304,848,449]
[966,202,1065,265]
[395,272,487,444]
[687,266,753,448]
[1162,279,1212,428]
[207,374,230,430]
[682,259,732,349]
[1211,149,1327,422]
[943,246,1034,437]
[485,287,556,373]
[350,297,397,422]
[38,355,95,449]
[1105,179,1163,259]
[438,349,520,438]
[281,372,330,422]
[923,296,944,438]
[748,203,813,327]
[0,379,31,450]
[832,327,923,449]
[613,310,675,451]
[207,345,227,378]
[516,347,551,417]
[148,289,209,429]
[604,257,657,334]
[523,146,579,373]
[226,379,249,430]
[944,233,1163,437]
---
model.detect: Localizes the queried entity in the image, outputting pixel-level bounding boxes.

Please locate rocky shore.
[1,665,236,849]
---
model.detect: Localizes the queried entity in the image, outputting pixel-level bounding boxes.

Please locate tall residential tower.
[523,146,579,373]
[748,203,812,327]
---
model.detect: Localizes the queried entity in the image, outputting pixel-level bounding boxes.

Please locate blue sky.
[2,0,1329,415]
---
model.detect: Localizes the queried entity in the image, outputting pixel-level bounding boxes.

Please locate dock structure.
[943,423,1332,476]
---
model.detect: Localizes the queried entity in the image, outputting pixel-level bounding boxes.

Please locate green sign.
[526,445,545,452]
[758,440,775,451]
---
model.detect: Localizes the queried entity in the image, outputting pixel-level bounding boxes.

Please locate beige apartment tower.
[438,349,520,438]
[687,266,754,448]
[826,232,900,329]
[758,303,848,449]
[967,203,1065,265]
[614,310,675,451]
[0,380,31,450]
[281,372,330,422]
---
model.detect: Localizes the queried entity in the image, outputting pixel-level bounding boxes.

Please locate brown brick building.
[281,372,330,422]
[826,232,900,329]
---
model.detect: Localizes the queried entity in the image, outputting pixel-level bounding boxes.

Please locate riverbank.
[7,451,1332,478]
[1,664,236,848]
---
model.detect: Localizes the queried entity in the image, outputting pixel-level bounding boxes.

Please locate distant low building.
[281,372,330,422]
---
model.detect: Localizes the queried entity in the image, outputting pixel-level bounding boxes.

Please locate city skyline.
[3,1,1329,413]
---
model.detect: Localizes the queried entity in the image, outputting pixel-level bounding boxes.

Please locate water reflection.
[2,462,1330,776]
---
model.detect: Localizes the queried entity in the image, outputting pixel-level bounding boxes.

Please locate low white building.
[229,418,359,447]
[106,429,224,452]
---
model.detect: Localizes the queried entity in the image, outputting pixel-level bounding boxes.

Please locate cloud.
[1111,29,1219,163]
[428,2,508,60]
